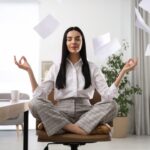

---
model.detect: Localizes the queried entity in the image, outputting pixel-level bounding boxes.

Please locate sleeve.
[33,64,55,100]
[93,65,118,102]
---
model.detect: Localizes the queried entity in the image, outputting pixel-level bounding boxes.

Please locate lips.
[71,45,78,49]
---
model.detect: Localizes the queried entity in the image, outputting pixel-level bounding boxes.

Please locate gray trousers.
[30,97,118,136]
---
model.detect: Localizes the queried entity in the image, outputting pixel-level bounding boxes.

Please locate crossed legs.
[34,99,118,136]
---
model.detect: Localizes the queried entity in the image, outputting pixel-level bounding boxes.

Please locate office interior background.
[0,0,150,150]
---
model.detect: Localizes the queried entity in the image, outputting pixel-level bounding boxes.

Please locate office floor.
[0,130,150,150]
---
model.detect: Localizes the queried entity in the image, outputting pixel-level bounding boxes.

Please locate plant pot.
[112,116,128,138]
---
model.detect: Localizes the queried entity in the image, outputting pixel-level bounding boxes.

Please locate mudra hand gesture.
[122,58,138,73]
[114,58,138,87]
[14,56,31,72]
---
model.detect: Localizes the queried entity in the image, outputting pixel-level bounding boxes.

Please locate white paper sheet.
[34,14,60,39]
[145,44,150,56]
[135,8,150,34]
[93,33,111,51]
[93,36,121,61]
[139,0,150,13]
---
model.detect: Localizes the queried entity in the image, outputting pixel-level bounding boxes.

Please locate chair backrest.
[90,90,101,105]
[0,93,30,100]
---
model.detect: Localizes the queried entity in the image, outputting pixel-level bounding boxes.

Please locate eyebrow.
[67,36,81,38]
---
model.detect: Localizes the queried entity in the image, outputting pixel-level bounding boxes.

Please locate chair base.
[64,142,86,150]
[44,142,87,150]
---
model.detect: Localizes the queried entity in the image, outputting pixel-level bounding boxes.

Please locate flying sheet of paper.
[145,44,150,56]
[34,14,60,39]
[135,8,150,34]
[93,33,111,50]
[93,34,121,61]
[139,0,150,13]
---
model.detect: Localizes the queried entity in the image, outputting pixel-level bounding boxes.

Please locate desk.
[0,100,30,150]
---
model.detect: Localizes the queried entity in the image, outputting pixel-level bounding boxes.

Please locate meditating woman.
[14,26,137,136]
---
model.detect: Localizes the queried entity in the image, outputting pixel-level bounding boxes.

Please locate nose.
[71,38,76,43]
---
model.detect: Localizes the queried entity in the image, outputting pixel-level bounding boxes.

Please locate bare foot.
[37,122,45,130]
[90,123,111,135]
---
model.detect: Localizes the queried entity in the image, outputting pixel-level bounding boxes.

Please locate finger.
[14,56,19,66]
[130,60,138,70]
[19,56,27,64]
[128,59,137,67]
[22,56,27,61]
[131,59,138,67]
[128,58,133,62]
[128,59,134,65]
[19,56,25,64]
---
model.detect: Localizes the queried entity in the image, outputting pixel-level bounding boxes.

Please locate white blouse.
[33,59,118,102]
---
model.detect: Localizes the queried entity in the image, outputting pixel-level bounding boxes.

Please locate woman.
[14,26,137,136]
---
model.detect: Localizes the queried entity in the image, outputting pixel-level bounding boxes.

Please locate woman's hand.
[14,56,38,91]
[14,56,31,72]
[122,58,138,73]
[114,58,138,87]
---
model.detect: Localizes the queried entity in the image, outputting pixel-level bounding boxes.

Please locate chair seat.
[36,123,111,143]
[37,130,111,142]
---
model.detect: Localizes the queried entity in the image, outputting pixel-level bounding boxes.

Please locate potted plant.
[101,40,142,137]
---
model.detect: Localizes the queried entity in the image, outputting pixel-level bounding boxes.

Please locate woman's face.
[66,30,82,54]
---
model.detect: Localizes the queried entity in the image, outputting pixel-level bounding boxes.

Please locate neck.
[68,53,81,64]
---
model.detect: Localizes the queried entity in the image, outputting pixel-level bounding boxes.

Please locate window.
[0,2,39,97]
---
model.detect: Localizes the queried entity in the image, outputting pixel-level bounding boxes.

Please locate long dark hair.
[56,26,91,89]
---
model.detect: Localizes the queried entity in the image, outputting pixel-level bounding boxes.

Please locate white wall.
[38,0,131,78]
[0,0,132,129]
